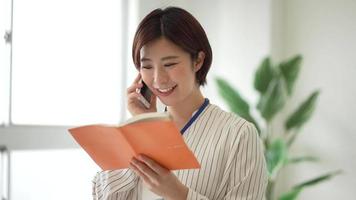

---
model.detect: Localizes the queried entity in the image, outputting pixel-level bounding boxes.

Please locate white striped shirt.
[92,102,268,200]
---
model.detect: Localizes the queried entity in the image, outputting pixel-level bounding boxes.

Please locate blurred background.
[0,0,355,199]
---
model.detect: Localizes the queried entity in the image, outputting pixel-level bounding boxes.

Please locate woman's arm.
[129,155,189,200]
[92,168,140,200]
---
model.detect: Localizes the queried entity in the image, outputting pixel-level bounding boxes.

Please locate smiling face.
[139,37,203,106]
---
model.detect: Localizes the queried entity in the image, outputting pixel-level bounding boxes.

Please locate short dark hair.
[132,7,213,86]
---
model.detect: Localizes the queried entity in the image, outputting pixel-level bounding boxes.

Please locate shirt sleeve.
[92,168,140,200]
[186,122,268,200]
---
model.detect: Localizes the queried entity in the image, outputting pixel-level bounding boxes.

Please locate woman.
[92,7,267,200]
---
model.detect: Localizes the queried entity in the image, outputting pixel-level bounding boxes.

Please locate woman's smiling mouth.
[156,85,177,96]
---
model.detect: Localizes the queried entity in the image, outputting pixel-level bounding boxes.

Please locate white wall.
[272,0,356,199]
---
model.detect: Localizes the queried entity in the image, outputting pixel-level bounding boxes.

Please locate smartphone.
[137,80,152,109]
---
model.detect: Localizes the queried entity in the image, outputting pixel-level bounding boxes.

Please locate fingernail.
[129,163,135,170]
[138,155,144,160]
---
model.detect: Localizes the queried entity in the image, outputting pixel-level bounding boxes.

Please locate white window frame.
[0,0,135,199]
[0,0,131,150]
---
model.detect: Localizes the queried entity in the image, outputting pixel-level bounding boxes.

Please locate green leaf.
[254,57,275,94]
[279,170,342,200]
[279,188,302,200]
[286,156,319,165]
[258,79,287,121]
[285,90,320,130]
[215,78,259,130]
[294,170,342,189]
[279,55,302,95]
[265,138,287,177]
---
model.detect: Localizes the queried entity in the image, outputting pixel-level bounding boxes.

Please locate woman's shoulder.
[206,104,260,150]
[206,103,256,133]
[207,103,247,123]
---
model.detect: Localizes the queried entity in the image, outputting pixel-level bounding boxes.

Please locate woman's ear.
[194,51,205,72]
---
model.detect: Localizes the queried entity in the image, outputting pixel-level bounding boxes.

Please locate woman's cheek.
[140,70,153,83]
[169,64,189,79]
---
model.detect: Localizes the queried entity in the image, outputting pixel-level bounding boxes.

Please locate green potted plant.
[215,55,340,200]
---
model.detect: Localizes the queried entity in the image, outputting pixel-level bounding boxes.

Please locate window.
[0,0,132,199]
[0,0,130,145]
[11,0,124,126]
[0,0,11,126]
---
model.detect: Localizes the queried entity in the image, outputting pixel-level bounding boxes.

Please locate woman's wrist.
[178,185,188,200]
[166,184,188,200]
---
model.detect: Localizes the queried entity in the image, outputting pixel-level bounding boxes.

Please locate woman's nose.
[153,67,169,86]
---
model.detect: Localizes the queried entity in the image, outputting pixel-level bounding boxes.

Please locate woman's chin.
[158,96,180,108]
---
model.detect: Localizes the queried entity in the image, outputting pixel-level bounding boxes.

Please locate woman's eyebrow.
[161,56,179,61]
[140,56,179,62]
[140,57,151,62]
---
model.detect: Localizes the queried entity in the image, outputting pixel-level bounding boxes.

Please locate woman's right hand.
[126,73,157,116]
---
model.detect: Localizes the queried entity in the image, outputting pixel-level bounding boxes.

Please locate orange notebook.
[68,112,200,171]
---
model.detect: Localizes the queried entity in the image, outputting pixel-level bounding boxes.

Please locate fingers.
[150,93,157,106]
[126,82,142,95]
[130,157,159,183]
[137,154,169,175]
[129,160,153,185]
[127,92,141,103]
[132,73,141,85]
[126,72,157,115]
[127,74,144,109]
[130,155,185,199]
[127,73,142,94]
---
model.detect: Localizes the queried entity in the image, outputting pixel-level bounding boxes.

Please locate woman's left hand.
[129,154,188,200]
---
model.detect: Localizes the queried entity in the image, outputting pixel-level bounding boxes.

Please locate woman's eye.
[164,63,177,67]
[141,65,152,69]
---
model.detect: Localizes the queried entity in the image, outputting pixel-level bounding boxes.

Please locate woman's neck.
[167,90,205,126]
